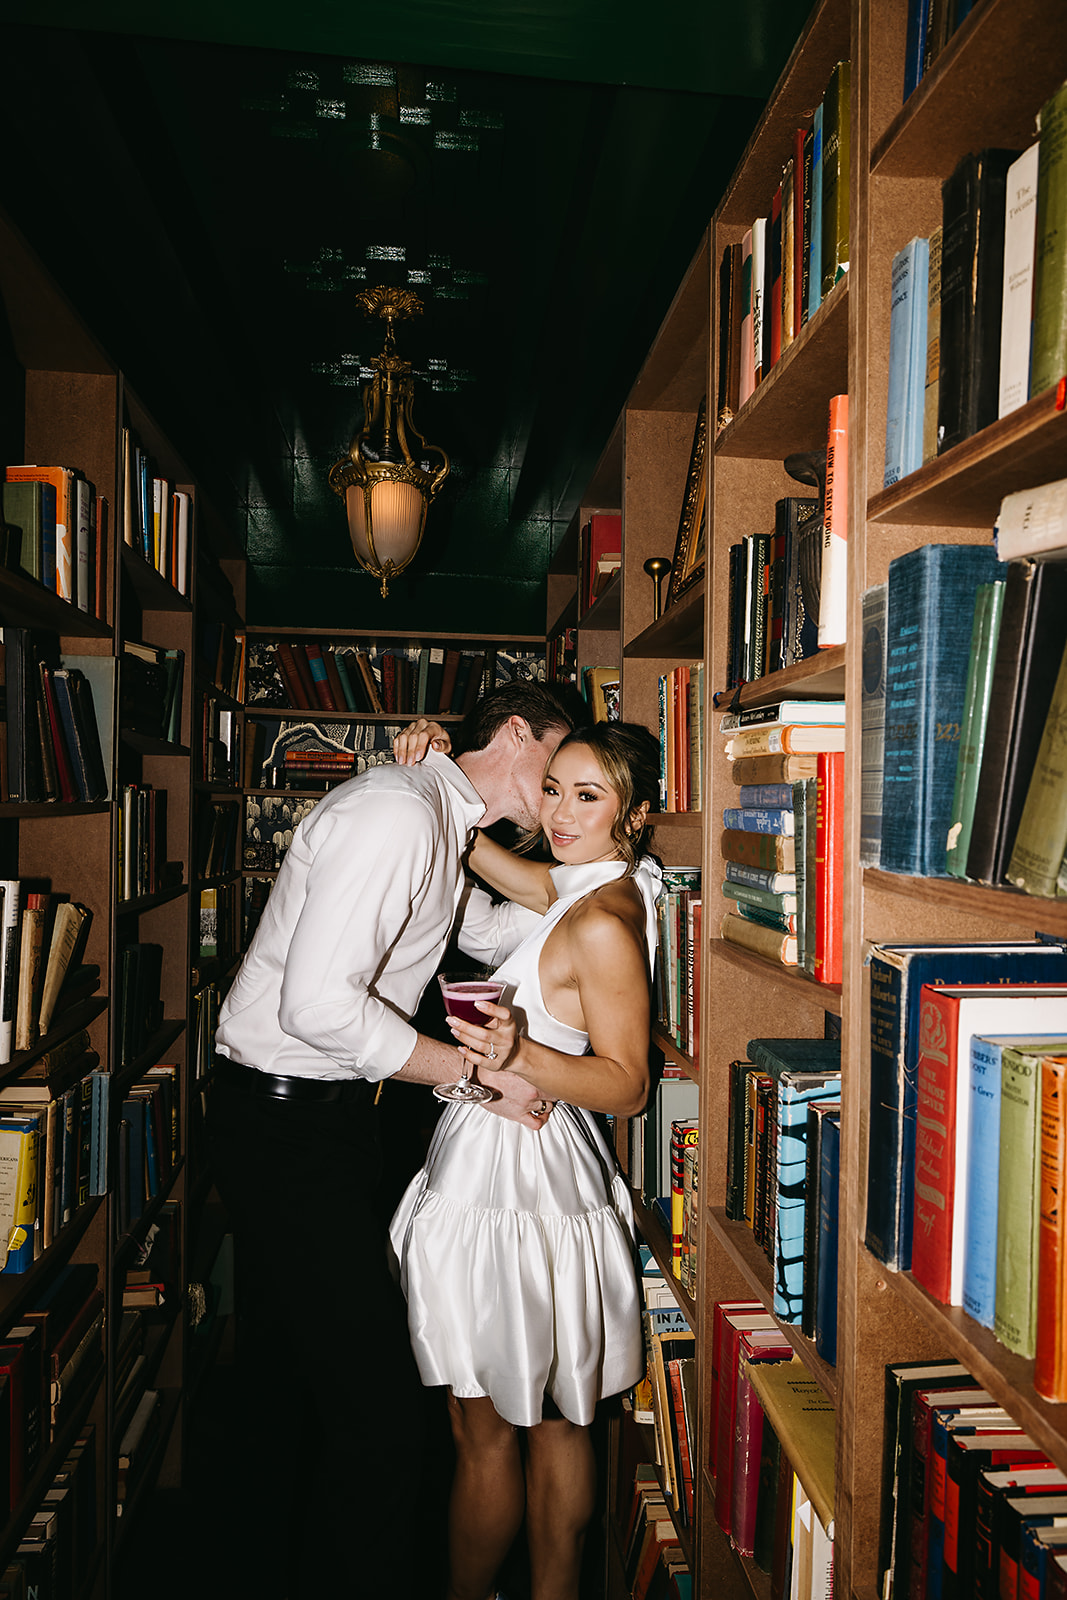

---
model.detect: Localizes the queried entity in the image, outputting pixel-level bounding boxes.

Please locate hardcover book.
[880,542,1006,877]
[998,143,1040,418]
[860,582,888,866]
[945,580,1006,879]
[883,236,930,486]
[1030,81,1067,400]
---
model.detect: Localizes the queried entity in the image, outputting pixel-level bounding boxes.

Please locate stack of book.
[715,60,849,429]
[880,84,1067,485]
[864,483,1067,889]
[878,1357,1067,1599]
[719,702,844,979]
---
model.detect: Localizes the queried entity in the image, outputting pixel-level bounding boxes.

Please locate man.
[206,680,574,1600]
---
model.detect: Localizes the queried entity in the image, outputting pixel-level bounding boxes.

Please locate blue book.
[962,1033,1006,1329]
[89,1070,109,1197]
[883,236,930,486]
[772,1070,840,1322]
[723,862,796,894]
[808,102,824,321]
[880,543,1006,877]
[815,1112,840,1363]
[864,939,1067,1272]
[903,0,930,99]
[737,783,794,809]
[721,807,794,835]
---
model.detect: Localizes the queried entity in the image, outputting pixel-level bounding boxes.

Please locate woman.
[389,718,662,1600]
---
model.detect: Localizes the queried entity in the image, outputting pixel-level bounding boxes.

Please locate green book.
[1006,636,1067,897]
[330,647,358,712]
[820,60,851,299]
[1030,80,1067,400]
[946,579,1005,878]
[994,1041,1052,1357]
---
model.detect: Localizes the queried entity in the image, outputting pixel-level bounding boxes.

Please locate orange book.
[1036,1055,1067,1401]
[813,749,843,986]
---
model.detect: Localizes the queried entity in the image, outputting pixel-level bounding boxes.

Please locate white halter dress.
[388,856,662,1428]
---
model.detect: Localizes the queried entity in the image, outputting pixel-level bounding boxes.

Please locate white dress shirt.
[216,751,488,1082]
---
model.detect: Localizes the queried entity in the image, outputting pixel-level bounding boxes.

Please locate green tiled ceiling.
[0,2,815,630]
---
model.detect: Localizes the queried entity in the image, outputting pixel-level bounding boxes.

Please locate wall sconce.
[328,286,450,597]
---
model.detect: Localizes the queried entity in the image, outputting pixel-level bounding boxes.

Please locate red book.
[729,1328,792,1556]
[273,644,311,710]
[818,393,849,647]
[290,644,319,709]
[707,1300,763,1480]
[905,1386,996,1597]
[437,649,461,714]
[1036,1055,1067,1401]
[713,1311,779,1536]
[911,985,1067,1306]
[813,750,843,986]
[580,511,622,616]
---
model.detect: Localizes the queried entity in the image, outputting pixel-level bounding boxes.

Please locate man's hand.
[479,1066,554,1129]
[393,718,452,765]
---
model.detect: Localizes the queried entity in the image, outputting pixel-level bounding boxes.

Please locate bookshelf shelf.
[623,585,704,661]
[708,1211,838,1404]
[714,275,850,460]
[710,940,843,1015]
[885,1268,1067,1476]
[866,388,1067,528]
[862,866,1067,937]
[652,1026,698,1081]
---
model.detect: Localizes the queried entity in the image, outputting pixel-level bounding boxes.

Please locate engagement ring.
[487,1045,496,1061]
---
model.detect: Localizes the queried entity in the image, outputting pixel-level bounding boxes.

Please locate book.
[720,911,796,968]
[808,100,824,320]
[14,893,49,1053]
[813,751,843,987]
[998,143,1041,418]
[945,580,1006,879]
[51,668,108,803]
[883,236,930,486]
[820,61,850,299]
[739,228,756,406]
[724,724,844,759]
[937,148,1019,454]
[911,983,1067,1310]
[730,1329,792,1556]
[923,225,944,464]
[880,542,1006,877]
[1005,636,1067,896]
[1030,81,1067,400]
[860,582,888,868]
[773,1069,840,1323]
[818,395,848,649]
[995,476,1067,563]
[37,903,90,1036]
[718,700,845,733]
[1036,1054,1067,1401]
[747,1358,836,1543]
[965,559,1067,885]
[716,241,742,430]
[865,940,1067,1273]
[730,753,818,786]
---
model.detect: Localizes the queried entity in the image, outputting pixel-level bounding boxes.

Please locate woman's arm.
[467,830,553,914]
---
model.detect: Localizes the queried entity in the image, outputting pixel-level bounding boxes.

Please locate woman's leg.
[446,1392,526,1600]
[523,1416,597,1600]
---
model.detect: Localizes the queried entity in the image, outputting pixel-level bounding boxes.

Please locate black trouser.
[205,1065,425,1599]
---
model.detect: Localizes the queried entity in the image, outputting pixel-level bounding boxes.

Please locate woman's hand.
[445,999,554,1124]
[393,718,451,765]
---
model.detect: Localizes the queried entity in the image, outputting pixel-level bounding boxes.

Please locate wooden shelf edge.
[711,648,847,711]
[711,938,843,1014]
[880,1266,1067,1473]
[863,867,1067,936]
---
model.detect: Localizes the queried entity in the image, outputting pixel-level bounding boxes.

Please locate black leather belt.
[214,1057,378,1105]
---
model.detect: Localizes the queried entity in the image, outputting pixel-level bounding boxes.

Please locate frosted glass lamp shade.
[345,479,427,571]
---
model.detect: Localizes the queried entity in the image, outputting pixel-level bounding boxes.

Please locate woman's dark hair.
[540,721,661,873]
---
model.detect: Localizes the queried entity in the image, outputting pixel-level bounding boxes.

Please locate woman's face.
[540,742,626,865]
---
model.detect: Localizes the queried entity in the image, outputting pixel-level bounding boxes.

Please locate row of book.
[116,1065,179,1237]
[545,625,577,694]
[1,464,108,620]
[244,718,398,796]
[0,889,96,1066]
[723,1039,841,1360]
[902,0,978,102]
[653,868,701,1058]
[117,783,172,904]
[115,942,164,1071]
[622,1466,690,1600]
[0,1029,107,1274]
[198,882,240,968]
[195,799,241,882]
[862,513,1067,895]
[578,512,621,618]
[883,92,1067,486]
[1,630,109,807]
[201,693,239,786]
[657,665,703,812]
[121,428,192,597]
[879,1355,1067,1598]
[632,1248,695,1536]
[715,61,849,429]
[710,1303,835,1597]
[909,992,1067,1396]
[251,637,491,718]
[718,708,844,982]
[121,639,184,745]
[5,1423,97,1594]
[197,620,245,702]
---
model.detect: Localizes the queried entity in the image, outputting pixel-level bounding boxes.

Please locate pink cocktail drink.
[440,979,504,1024]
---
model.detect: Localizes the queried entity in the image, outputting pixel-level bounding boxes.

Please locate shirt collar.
[425,748,486,834]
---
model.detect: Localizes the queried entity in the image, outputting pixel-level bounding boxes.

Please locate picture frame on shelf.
[667,398,707,606]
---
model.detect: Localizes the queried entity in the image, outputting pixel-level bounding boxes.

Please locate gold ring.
[534,1099,548,1115]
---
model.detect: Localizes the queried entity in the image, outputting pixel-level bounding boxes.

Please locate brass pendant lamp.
[328,286,450,597]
